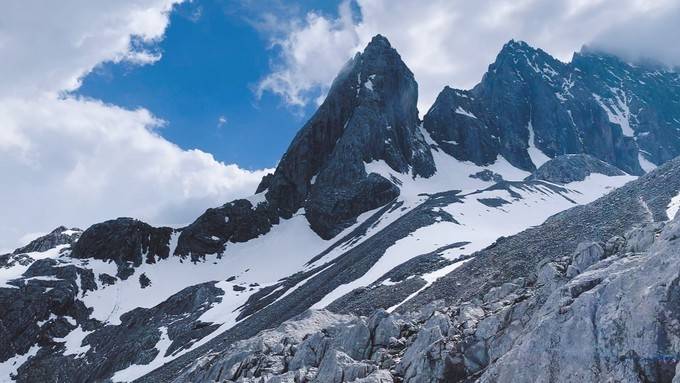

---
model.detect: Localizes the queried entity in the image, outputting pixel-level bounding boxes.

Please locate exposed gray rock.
[334,320,372,360]
[315,350,376,383]
[239,35,435,241]
[424,40,680,174]
[528,154,626,183]
[172,310,354,383]
[366,310,396,348]
[478,216,680,382]
[569,241,604,274]
[396,313,451,382]
[70,217,172,279]
[150,207,680,383]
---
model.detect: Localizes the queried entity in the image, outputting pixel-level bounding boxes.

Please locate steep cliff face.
[175,35,435,255]
[424,40,680,175]
[261,34,434,239]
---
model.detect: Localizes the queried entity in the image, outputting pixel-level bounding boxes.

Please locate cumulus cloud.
[255,1,359,106]
[0,0,270,250]
[256,0,680,112]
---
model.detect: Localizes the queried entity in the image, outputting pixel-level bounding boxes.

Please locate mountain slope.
[167,145,680,383]
[2,36,680,383]
[423,40,680,174]
[261,34,434,239]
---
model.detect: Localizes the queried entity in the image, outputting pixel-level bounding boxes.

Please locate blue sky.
[77,0,343,169]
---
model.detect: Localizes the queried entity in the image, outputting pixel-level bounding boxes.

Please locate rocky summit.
[2,35,680,383]
[424,40,680,174]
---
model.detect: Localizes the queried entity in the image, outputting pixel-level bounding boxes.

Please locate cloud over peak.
[255,0,680,113]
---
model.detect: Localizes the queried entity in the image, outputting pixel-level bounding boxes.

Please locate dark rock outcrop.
[1,226,82,270]
[527,154,625,183]
[70,218,172,278]
[15,282,224,383]
[174,199,279,260]
[12,226,82,254]
[0,261,95,364]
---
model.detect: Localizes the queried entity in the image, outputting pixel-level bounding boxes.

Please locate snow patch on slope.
[455,106,477,119]
[593,90,634,137]
[386,258,473,313]
[0,345,40,381]
[81,212,331,326]
[312,172,634,310]
[527,120,551,167]
[54,325,92,357]
[667,192,680,220]
[639,153,657,173]
[0,244,68,288]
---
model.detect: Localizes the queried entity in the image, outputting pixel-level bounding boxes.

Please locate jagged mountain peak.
[426,39,680,176]
[10,225,82,255]
[366,33,391,48]
[351,34,398,63]
[176,34,434,257]
[498,39,535,55]
[249,34,434,240]
[485,39,567,85]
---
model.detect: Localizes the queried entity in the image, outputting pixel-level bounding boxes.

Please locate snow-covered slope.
[0,149,633,382]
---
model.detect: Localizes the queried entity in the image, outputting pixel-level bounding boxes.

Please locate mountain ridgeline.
[425,40,680,175]
[178,36,680,257]
[3,35,680,383]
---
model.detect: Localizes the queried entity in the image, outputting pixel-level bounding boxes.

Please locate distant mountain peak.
[427,40,680,175]
[178,34,434,249]
[366,33,392,49]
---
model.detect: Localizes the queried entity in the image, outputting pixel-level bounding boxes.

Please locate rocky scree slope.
[171,157,680,383]
[423,40,680,174]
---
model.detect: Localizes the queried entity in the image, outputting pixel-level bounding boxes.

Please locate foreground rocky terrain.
[176,211,680,383]
[2,35,680,382]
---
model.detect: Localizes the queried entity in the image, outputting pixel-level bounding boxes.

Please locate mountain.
[173,156,680,383]
[424,40,680,174]
[1,36,680,383]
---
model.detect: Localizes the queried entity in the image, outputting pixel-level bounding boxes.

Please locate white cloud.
[255,1,359,106]
[256,0,680,112]
[0,1,271,250]
[589,4,680,68]
[0,96,270,249]
[0,0,179,98]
